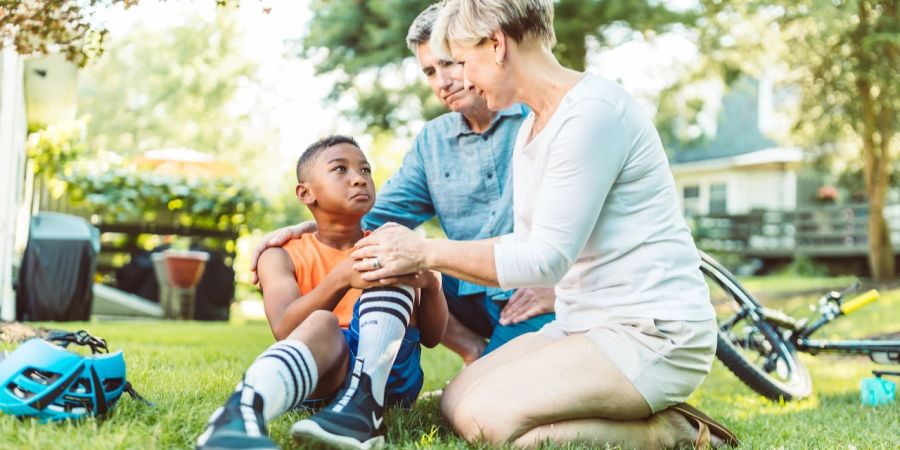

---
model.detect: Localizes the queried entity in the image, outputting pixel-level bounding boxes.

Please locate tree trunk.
[864,101,894,280]
[858,86,894,280]
[856,0,895,280]
[870,114,897,280]
[868,194,895,280]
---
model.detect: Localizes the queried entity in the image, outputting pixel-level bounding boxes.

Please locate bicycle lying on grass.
[699,251,900,401]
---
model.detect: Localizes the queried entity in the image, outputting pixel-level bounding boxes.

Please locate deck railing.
[692,203,900,257]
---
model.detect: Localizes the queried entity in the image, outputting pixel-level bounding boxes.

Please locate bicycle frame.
[699,251,900,363]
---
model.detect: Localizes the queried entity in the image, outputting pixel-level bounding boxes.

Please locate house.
[2,53,224,320]
[0,52,79,321]
[668,77,819,217]
[672,146,807,216]
[0,47,28,321]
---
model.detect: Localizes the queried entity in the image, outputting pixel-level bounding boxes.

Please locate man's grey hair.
[406,3,443,54]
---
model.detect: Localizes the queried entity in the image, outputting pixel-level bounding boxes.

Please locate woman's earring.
[495,58,503,67]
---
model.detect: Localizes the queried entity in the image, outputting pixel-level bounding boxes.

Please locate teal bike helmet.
[0,330,150,422]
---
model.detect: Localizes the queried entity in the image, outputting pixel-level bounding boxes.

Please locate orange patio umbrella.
[131,148,237,178]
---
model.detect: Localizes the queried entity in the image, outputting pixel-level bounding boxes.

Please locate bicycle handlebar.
[841,289,880,315]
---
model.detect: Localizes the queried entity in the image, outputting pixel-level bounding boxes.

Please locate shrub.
[781,254,830,277]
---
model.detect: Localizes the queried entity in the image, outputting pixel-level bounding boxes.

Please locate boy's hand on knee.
[340,259,379,290]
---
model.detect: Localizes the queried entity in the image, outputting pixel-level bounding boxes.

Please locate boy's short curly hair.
[296,135,360,182]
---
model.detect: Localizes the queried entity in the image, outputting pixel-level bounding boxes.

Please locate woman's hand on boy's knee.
[351,224,426,280]
[250,221,317,284]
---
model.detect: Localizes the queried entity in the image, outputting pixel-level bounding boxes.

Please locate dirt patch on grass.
[0,322,60,344]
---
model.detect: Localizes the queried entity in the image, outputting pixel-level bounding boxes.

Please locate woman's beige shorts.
[539,317,717,413]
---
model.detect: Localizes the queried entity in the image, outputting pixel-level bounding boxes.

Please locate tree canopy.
[778,0,898,279]
[301,0,694,133]
[0,0,138,66]
[680,0,899,278]
[76,6,271,165]
[6,0,898,277]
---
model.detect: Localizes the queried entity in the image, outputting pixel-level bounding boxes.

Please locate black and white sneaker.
[196,385,279,450]
[291,360,385,450]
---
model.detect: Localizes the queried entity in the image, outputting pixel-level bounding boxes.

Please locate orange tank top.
[281,233,362,327]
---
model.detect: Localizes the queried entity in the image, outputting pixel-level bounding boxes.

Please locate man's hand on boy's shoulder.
[254,246,295,287]
[250,221,317,284]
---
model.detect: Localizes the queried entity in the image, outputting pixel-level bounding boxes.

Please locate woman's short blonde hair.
[430,0,556,59]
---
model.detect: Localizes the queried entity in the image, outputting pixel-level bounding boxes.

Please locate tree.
[792,0,899,280]
[2,1,277,167]
[77,6,273,165]
[685,0,899,279]
[768,0,897,280]
[300,0,693,133]
[0,1,255,64]
[0,0,137,66]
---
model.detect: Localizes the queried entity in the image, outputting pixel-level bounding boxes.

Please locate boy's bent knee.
[286,310,340,340]
[305,309,340,326]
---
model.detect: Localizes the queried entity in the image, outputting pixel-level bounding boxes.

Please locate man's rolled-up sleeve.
[362,139,435,231]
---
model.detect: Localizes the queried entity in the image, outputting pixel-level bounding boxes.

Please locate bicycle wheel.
[700,252,812,401]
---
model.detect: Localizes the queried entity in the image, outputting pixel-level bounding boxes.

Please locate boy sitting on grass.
[197,135,448,450]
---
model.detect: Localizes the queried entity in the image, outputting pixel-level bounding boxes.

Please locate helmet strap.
[124,382,155,408]
[42,330,108,354]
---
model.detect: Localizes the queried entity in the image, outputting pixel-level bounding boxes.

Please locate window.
[683,185,700,216]
[709,183,728,214]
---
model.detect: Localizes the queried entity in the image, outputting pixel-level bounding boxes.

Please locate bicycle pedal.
[860,373,896,406]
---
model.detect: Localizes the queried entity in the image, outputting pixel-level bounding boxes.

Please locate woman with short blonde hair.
[432,0,557,51]
[352,0,740,447]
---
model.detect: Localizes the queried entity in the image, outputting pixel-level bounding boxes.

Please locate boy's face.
[297,143,375,216]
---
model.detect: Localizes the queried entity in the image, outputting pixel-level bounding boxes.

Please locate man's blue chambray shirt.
[362,104,529,298]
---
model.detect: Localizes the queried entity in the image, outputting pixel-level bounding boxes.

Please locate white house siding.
[674,171,728,216]
[0,47,26,321]
[671,148,804,216]
[673,166,799,216]
[734,168,798,212]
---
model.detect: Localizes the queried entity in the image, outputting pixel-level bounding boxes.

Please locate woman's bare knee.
[446,385,527,445]
[440,369,473,420]
[447,394,493,443]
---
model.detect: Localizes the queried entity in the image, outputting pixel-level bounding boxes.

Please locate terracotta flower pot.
[163,250,209,289]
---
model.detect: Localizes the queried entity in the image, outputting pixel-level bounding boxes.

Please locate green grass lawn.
[1,278,898,449]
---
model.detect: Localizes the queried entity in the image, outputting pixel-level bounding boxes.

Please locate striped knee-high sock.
[242,339,318,421]
[354,285,415,406]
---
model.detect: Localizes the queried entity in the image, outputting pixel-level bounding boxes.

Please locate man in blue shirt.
[251,4,554,364]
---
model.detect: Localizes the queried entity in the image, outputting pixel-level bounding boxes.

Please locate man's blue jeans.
[441,275,555,355]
